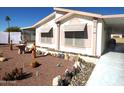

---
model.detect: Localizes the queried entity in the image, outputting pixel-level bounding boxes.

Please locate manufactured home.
[24,8,124,57]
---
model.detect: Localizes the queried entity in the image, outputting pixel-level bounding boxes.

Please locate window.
[41,28,53,44]
[64,31,88,48]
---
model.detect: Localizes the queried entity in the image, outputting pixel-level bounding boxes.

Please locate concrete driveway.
[86,52,124,86]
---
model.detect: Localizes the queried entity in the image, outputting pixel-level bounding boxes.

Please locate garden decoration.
[32,43,36,59]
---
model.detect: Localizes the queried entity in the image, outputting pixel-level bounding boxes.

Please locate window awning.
[41,27,53,33]
[64,24,86,31]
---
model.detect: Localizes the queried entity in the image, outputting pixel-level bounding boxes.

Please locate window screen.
[41,28,53,44]
[64,30,88,48]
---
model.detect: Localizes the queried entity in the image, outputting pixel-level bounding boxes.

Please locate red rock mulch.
[0,45,74,86]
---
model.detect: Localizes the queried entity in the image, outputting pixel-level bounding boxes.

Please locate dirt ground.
[0,45,74,86]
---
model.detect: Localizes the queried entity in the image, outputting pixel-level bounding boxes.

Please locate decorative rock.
[61,54,65,59]
[63,77,71,86]
[52,75,61,86]
[71,66,77,76]
[69,55,75,62]
[64,53,69,60]
[43,52,48,56]
[56,63,61,67]
[73,61,85,71]
[0,57,6,62]
[74,55,80,62]
[73,61,81,68]
[64,69,70,77]
[65,69,69,73]
[18,49,21,54]
[70,62,95,86]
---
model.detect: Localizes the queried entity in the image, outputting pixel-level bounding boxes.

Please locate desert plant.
[30,61,40,68]
[2,68,30,81]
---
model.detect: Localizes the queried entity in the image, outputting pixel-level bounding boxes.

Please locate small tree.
[5,26,21,32]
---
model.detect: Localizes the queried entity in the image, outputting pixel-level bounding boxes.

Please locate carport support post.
[56,22,60,50]
[92,18,98,56]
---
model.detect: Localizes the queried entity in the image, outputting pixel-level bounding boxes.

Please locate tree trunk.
[8,21,10,44]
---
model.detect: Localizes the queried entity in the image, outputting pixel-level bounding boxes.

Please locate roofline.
[55,12,74,23]
[32,12,56,28]
[28,8,124,29]
[54,7,102,18]
[102,14,124,18]
[21,26,34,30]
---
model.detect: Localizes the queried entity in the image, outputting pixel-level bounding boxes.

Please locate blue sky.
[1,7,124,32]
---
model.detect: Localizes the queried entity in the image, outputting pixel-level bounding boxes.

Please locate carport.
[103,15,124,53]
[86,15,124,86]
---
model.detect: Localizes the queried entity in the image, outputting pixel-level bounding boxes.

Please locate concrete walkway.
[86,52,124,86]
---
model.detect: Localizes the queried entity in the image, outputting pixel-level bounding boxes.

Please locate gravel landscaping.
[0,45,74,86]
[70,61,95,86]
[0,45,95,86]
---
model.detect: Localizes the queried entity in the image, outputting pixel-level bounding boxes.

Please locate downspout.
[56,22,60,50]
[93,17,98,56]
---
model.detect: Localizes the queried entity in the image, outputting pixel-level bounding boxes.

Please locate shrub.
[30,61,40,68]
[2,68,24,81]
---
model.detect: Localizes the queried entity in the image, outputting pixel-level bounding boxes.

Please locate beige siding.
[64,25,92,48]
[36,17,56,49]
[59,15,94,55]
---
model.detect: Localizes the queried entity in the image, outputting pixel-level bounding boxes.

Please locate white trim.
[103,14,124,18]
[55,12,74,22]
[40,27,53,33]
[21,26,34,30]
[54,7,102,18]
[64,24,86,31]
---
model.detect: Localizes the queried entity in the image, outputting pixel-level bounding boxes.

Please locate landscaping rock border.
[52,57,95,86]
[70,61,95,86]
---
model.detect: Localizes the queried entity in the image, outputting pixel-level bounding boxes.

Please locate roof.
[21,26,34,29]
[54,7,102,18]
[32,8,103,28]
[31,7,124,28]
[21,26,35,31]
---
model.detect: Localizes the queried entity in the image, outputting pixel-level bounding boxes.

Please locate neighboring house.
[21,26,35,43]
[24,8,124,57]
[21,26,35,48]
